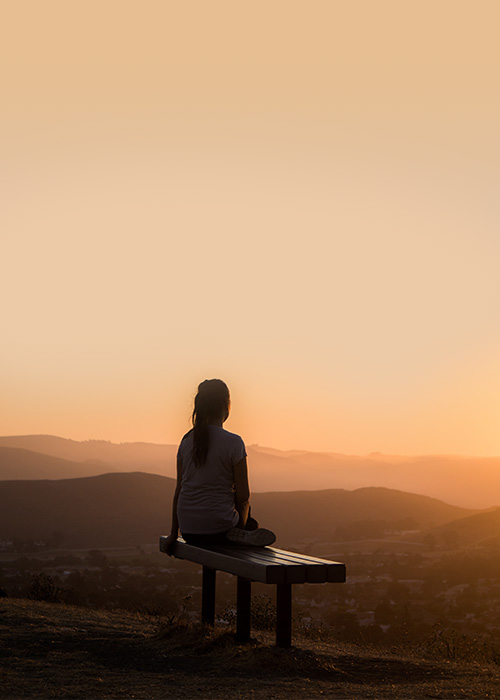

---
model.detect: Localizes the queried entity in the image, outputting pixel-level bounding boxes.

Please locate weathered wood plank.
[200,544,308,583]
[159,537,346,584]
[161,538,285,583]
[270,547,347,583]
[270,546,345,567]
[326,564,347,583]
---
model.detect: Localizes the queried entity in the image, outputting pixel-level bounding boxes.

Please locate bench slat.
[270,547,346,583]
[163,538,286,583]
[265,549,327,583]
[326,565,347,583]
[271,546,344,566]
[160,537,346,584]
[242,548,327,583]
[199,544,308,584]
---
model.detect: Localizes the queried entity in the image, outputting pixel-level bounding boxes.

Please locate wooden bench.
[159,536,346,647]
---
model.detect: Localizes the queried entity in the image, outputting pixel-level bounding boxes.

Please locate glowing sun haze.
[2,0,500,455]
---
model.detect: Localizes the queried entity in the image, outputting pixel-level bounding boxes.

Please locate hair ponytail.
[192,379,230,466]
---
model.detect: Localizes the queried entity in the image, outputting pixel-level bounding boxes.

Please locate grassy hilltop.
[1,598,500,700]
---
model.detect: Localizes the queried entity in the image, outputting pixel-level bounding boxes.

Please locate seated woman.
[163,379,275,554]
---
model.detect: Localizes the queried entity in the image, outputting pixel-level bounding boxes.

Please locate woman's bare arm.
[164,453,182,555]
[233,456,250,528]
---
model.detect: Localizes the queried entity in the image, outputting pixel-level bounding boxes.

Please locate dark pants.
[182,510,258,546]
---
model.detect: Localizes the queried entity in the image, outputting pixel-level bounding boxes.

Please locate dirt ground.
[1,598,499,700]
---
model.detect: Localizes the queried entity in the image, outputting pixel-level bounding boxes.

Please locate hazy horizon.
[3,1,500,457]
[4,432,500,459]
[3,433,500,509]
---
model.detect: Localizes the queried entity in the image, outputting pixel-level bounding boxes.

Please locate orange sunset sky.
[2,1,500,455]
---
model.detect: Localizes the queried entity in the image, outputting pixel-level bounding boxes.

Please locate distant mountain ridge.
[0,447,124,481]
[1,435,499,508]
[0,472,477,549]
[0,435,176,472]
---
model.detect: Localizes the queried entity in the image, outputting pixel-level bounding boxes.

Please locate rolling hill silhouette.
[0,447,124,481]
[417,506,500,549]
[1,435,499,508]
[253,487,482,545]
[0,435,176,473]
[0,472,172,548]
[0,472,478,549]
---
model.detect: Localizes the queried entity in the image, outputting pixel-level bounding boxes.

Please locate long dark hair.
[192,379,230,466]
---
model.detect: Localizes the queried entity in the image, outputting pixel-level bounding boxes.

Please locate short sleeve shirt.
[176,425,247,534]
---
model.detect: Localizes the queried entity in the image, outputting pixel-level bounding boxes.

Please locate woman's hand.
[163,533,179,557]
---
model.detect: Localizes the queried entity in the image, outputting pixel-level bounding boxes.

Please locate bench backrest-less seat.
[159,537,346,647]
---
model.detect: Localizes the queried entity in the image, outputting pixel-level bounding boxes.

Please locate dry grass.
[1,598,499,699]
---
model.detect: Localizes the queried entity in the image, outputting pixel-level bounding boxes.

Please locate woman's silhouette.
[164,379,275,554]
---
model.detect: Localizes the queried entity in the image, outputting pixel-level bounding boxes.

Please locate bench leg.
[202,566,216,626]
[236,576,251,643]
[276,583,292,648]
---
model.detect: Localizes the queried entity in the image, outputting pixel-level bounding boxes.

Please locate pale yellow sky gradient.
[2,1,500,454]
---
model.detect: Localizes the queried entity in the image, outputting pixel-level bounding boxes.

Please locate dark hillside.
[252,486,476,544]
[417,506,500,548]
[0,472,175,547]
[0,474,476,549]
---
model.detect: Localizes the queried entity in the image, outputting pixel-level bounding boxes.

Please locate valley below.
[1,435,500,698]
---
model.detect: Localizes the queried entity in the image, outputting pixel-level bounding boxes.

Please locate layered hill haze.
[0,447,124,481]
[1,435,500,508]
[0,435,176,473]
[251,448,500,510]
[0,472,479,549]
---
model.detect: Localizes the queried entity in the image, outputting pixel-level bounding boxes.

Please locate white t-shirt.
[176,425,247,534]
